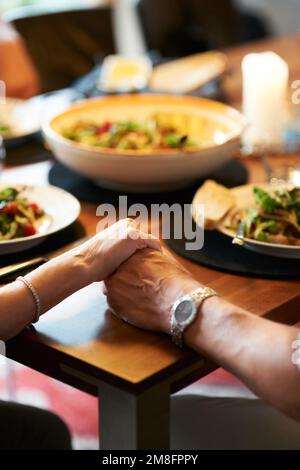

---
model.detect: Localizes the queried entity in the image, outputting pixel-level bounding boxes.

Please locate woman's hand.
[104,247,201,334]
[69,218,162,285]
[0,219,161,339]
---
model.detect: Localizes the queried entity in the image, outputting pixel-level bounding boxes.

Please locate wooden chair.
[137,0,269,58]
[6,6,115,93]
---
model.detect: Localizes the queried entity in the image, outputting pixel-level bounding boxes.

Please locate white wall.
[236,0,300,36]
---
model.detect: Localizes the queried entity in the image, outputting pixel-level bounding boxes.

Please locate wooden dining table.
[4,34,300,450]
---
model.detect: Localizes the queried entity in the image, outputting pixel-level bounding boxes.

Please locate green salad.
[61,114,201,151]
[230,186,300,246]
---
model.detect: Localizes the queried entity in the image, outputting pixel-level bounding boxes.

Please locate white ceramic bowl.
[43,94,246,192]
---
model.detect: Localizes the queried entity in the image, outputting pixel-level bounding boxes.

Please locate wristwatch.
[170,287,217,348]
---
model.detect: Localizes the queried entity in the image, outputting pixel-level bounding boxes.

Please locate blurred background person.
[0,18,40,98]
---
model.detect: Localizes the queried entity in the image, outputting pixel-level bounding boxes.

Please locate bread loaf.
[192,180,235,229]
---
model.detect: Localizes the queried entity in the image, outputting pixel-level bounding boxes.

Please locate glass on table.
[259,143,300,186]
[241,115,300,186]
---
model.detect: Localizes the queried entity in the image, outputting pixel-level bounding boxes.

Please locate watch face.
[174,299,195,324]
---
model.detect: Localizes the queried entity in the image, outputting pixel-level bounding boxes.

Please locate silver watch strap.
[171,287,217,348]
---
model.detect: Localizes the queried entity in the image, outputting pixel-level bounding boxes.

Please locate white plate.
[0,183,80,254]
[217,183,300,259]
[0,98,41,145]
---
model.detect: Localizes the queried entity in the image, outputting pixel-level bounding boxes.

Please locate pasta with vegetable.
[60,114,202,151]
[0,187,45,240]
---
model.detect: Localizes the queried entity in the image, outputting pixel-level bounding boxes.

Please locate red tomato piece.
[4,202,18,216]
[96,121,111,135]
[23,222,36,237]
[28,202,40,214]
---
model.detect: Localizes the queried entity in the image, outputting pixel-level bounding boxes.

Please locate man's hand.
[104,248,201,335]
[106,242,300,424]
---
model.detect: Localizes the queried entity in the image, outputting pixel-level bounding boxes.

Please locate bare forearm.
[0,254,87,341]
[185,296,300,420]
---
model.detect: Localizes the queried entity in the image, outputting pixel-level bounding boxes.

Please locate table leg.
[98,381,170,450]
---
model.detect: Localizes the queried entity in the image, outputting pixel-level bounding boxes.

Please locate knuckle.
[127,226,138,239]
[125,217,135,225]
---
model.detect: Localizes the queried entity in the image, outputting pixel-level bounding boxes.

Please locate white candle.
[242,51,289,149]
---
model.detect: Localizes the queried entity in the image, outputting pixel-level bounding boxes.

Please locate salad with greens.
[0,121,11,136]
[230,186,300,246]
[61,114,201,151]
[0,187,44,240]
